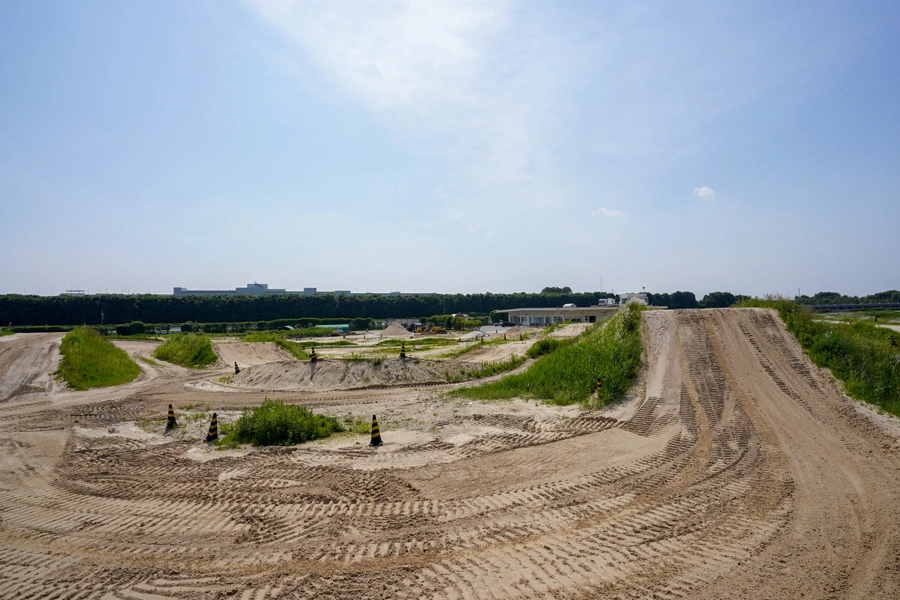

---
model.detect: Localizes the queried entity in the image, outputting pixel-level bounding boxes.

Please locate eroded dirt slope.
[0,309,899,599]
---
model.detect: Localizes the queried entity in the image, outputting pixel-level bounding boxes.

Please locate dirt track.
[2,308,900,599]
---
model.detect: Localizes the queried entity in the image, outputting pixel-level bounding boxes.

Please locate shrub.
[221,399,345,446]
[153,333,217,368]
[115,321,146,336]
[58,327,141,390]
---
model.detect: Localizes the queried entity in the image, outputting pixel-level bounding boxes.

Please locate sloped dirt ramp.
[0,309,899,598]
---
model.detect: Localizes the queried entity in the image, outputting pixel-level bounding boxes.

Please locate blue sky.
[1,0,898,298]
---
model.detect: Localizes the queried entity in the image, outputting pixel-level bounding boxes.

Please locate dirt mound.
[455,339,534,363]
[548,323,589,338]
[5,309,900,598]
[231,357,470,390]
[504,326,539,338]
[213,341,293,368]
[380,322,413,338]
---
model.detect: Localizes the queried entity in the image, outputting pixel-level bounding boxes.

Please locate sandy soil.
[2,308,900,599]
[213,341,294,368]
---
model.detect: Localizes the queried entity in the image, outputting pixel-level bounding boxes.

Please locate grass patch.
[138,356,160,367]
[454,302,646,407]
[218,399,345,446]
[452,355,528,380]
[138,416,167,433]
[526,337,569,359]
[739,298,900,416]
[152,333,217,368]
[340,414,373,435]
[57,327,142,390]
[290,339,356,348]
[0,330,15,337]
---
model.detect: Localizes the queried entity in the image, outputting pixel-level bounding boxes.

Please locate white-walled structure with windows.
[499,305,619,326]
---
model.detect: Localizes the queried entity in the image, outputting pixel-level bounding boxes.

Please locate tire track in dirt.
[1,310,899,598]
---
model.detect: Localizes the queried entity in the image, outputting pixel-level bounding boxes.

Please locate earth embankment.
[0,309,899,598]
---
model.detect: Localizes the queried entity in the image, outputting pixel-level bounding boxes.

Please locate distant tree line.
[0,290,616,328]
[646,291,754,309]
[795,291,900,305]
[4,288,894,329]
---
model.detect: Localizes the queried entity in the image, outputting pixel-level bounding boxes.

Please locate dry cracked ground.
[2,308,900,599]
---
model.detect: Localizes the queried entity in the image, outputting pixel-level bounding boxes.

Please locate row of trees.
[4,288,896,328]
[795,291,900,305]
[1,290,616,327]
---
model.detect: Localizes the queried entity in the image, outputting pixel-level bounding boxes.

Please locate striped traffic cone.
[596,378,603,395]
[399,343,406,359]
[369,414,383,447]
[205,413,218,442]
[234,361,240,374]
[310,348,318,362]
[165,404,177,431]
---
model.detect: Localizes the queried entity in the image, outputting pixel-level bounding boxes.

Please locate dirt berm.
[1,308,900,598]
[232,356,475,390]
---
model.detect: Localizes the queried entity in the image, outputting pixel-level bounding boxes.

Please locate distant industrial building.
[173,283,320,296]
[173,283,406,297]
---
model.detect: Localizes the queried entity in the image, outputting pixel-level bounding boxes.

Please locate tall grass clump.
[58,327,141,390]
[738,298,900,416]
[221,399,345,446]
[455,302,646,407]
[526,337,569,359]
[153,333,217,368]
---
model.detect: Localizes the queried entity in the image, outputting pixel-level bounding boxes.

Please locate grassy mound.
[153,333,217,368]
[58,327,141,390]
[221,399,345,446]
[740,299,900,416]
[455,302,646,407]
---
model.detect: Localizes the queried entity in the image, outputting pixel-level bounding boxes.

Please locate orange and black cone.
[165,404,177,430]
[369,414,383,447]
[234,361,240,374]
[310,348,317,362]
[205,412,218,442]
[596,378,603,395]
[399,343,406,359]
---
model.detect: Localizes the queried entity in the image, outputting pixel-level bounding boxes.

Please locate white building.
[499,305,619,326]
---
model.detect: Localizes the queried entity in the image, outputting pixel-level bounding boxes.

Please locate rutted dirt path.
[1,309,899,598]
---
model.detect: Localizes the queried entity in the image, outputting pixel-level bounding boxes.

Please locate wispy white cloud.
[692,186,716,201]
[592,207,623,217]
[245,0,557,184]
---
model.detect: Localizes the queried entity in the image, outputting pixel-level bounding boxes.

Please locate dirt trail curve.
[0,333,62,402]
[0,308,899,598]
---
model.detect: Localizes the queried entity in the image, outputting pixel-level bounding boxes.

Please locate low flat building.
[499,305,619,326]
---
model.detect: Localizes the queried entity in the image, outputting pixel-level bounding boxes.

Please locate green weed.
[152,333,217,368]
[218,398,345,447]
[57,327,141,390]
[455,303,646,407]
